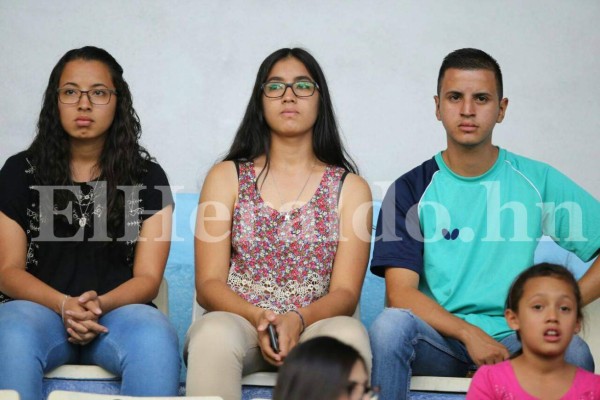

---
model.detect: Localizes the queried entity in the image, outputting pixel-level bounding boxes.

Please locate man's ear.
[496,97,509,123]
[505,308,520,331]
[434,95,441,121]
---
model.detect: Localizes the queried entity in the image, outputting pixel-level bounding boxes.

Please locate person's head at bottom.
[273,336,375,400]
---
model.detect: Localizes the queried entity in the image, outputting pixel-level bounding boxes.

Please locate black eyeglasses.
[346,381,378,399]
[261,81,319,98]
[57,88,117,105]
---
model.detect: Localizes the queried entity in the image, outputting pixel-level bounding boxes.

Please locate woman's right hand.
[460,324,509,366]
[256,309,283,365]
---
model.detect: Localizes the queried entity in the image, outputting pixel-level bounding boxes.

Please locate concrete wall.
[1,0,598,199]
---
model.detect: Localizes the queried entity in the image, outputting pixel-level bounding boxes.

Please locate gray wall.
[1,0,599,199]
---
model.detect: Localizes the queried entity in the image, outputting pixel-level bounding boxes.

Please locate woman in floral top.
[185,48,373,400]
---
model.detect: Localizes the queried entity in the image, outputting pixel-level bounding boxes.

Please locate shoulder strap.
[233,159,240,179]
[337,170,349,205]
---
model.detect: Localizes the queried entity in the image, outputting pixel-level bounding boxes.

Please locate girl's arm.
[94,204,173,313]
[269,174,372,361]
[194,161,264,325]
[0,212,66,313]
[299,173,372,320]
[0,212,105,345]
[65,206,172,344]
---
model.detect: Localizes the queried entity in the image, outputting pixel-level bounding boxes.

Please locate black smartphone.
[267,323,279,353]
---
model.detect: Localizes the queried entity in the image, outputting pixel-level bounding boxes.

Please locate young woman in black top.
[0,46,180,399]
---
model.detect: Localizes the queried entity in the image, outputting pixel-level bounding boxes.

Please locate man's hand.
[461,325,509,366]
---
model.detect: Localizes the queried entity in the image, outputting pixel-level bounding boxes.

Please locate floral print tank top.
[227,161,345,313]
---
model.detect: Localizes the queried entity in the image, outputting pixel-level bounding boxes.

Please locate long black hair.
[27,46,152,236]
[223,48,358,176]
[273,337,366,400]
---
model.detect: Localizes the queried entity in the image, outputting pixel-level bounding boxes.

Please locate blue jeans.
[369,308,594,400]
[0,300,180,400]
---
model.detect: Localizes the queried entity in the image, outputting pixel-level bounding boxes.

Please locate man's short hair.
[437,48,503,100]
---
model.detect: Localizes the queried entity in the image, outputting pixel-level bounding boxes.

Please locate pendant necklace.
[270,162,315,221]
[74,177,100,228]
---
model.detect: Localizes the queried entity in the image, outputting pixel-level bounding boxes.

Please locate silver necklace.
[74,177,100,228]
[270,163,315,220]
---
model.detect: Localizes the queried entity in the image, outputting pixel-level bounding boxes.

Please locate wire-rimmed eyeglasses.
[57,88,117,105]
[261,81,319,98]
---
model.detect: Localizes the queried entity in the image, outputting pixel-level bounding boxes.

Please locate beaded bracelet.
[290,309,305,333]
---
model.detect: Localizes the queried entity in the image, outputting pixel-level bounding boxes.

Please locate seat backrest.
[154,277,169,316]
[0,390,20,400]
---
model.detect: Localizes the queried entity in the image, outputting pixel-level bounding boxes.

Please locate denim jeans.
[0,300,181,400]
[369,307,594,400]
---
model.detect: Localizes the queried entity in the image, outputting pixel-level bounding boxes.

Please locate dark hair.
[506,263,583,322]
[437,48,503,100]
[223,48,358,178]
[273,337,366,400]
[27,46,152,236]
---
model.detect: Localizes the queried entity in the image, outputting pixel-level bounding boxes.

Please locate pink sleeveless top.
[227,161,345,313]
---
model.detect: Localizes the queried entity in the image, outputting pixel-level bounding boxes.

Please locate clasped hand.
[256,309,303,366]
[62,290,109,345]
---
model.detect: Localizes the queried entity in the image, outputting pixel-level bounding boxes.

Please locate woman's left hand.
[274,311,304,358]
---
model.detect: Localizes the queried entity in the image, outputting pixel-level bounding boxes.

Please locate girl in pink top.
[467,263,600,399]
